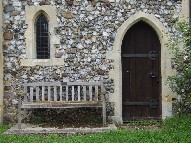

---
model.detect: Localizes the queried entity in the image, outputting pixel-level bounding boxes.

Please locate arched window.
[36,14,50,59]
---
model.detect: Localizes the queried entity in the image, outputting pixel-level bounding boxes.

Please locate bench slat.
[95,85,98,101]
[54,86,57,101]
[23,82,62,86]
[48,86,51,101]
[36,87,40,101]
[60,86,62,101]
[67,82,102,86]
[21,101,103,109]
[72,86,74,101]
[66,86,68,101]
[42,86,45,101]
[30,87,33,102]
[78,86,80,101]
[21,81,102,86]
[83,86,86,101]
[89,86,92,101]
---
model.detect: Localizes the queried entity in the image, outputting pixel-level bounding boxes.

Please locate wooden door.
[122,21,161,121]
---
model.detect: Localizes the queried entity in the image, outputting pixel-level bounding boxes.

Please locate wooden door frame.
[106,12,174,124]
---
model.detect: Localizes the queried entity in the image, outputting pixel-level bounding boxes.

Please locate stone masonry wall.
[2,0,181,123]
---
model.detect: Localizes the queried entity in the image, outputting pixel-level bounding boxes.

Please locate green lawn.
[1,115,191,143]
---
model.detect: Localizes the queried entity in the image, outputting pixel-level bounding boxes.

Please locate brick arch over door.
[108,12,174,123]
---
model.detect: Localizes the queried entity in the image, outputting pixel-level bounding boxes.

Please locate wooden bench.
[17,81,106,129]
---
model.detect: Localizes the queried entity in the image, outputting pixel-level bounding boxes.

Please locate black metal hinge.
[123,99,158,108]
[122,51,158,60]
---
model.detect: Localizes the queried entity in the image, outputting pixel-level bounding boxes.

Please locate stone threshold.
[3,124,117,135]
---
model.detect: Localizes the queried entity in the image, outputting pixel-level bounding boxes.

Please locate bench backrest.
[21,81,105,103]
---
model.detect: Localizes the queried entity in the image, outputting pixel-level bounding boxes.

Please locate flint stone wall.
[2,0,181,123]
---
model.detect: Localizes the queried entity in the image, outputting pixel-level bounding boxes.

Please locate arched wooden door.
[122,21,161,121]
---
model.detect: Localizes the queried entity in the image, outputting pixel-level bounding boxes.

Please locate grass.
[125,120,163,127]
[0,114,191,143]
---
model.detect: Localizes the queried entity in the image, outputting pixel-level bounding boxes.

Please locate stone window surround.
[20,5,64,66]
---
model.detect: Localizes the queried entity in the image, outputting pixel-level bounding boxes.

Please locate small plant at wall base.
[167,21,191,116]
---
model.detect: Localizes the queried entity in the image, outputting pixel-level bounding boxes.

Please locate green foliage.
[1,115,191,143]
[167,21,191,115]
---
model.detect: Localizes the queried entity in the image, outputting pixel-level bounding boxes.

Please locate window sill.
[20,58,65,66]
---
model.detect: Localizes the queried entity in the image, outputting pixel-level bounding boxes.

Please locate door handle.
[127,70,130,73]
[150,70,157,78]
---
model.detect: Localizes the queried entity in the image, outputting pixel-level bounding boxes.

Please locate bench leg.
[18,96,21,130]
[102,102,106,126]
[24,109,27,124]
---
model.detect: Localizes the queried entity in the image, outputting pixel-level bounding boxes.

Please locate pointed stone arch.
[106,12,174,123]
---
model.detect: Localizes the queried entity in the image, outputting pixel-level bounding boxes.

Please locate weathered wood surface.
[20,81,103,86]
[20,82,104,103]
[17,81,106,129]
[21,101,103,108]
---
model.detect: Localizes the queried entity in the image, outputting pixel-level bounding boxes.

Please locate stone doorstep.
[3,124,117,135]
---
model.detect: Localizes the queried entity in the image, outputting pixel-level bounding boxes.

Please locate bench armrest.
[17,92,27,97]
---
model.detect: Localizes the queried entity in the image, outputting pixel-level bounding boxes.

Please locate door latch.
[150,70,157,78]
[148,99,158,108]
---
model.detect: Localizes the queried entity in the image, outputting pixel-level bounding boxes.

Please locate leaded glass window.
[36,14,50,59]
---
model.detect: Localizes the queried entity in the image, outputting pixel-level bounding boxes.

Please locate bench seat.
[21,101,103,108]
